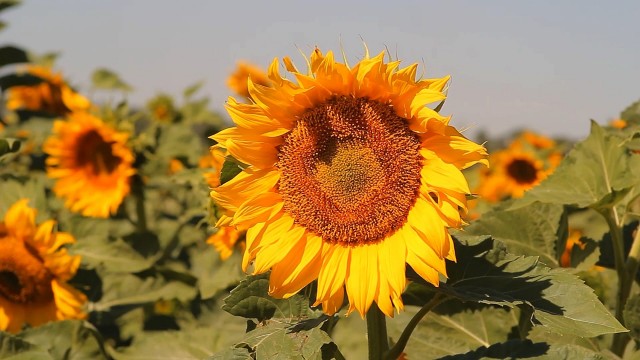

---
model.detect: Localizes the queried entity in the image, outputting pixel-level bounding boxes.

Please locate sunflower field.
[2,2,640,360]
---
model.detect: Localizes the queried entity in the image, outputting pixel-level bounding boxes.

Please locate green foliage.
[0,137,20,162]
[91,68,133,92]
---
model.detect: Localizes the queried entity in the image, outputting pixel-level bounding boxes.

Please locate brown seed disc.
[75,130,122,175]
[0,239,54,304]
[506,158,538,184]
[277,96,423,245]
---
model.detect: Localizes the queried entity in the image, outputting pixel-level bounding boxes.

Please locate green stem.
[604,207,629,356]
[366,302,389,360]
[385,293,447,360]
[132,175,148,232]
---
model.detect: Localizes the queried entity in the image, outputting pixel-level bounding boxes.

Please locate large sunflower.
[0,199,86,333]
[6,66,90,116]
[43,112,136,218]
[211,48,487,317]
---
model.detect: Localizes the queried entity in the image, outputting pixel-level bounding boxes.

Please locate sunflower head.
[43,112,136,218]
[610,119,627,129]
[146,93,176,123]
[0,199,86,333]
[476,131,560,202]
[5,66,90,116]
[211,47,487,317]
[227,61,272,99]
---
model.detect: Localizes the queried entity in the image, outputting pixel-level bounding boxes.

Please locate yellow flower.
[560,229,584,268]
[211,48,487,317]
[200,146,227,189]
[610,119,627,129]
[476,132,560,202]
[43,112,136,218]
[207,226,244,260]
[0,199,86,333]
[226,61,272,99]
[5,66,90,116]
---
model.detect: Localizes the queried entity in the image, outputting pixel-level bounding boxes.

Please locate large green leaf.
[112,327,228,360]
[229,322,332,360]
[0,45,28,66]
[222,273,316,321]
[386,306,518,359]
[507,121,640,210]
[464,202,565,266]
[93,274,196,311]
[415,234,627,337]
[71,237,155,273]
[16,321,108,360]
[438,340,605,360]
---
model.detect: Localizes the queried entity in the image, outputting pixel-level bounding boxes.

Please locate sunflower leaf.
[0,333,52,360]
[222,273,314,321]
[438,340,605,360]
[14,320,109,360]
[428,234,626,338]
[463,202,565,266]
[219,156,244,185]
[0,73,43,90]
[0,138,21,162]
[93,273,197,311]
[0,45,28,67]
[71,237,155,273]
[91,68,132,92]
[506,121,640,210]
[189,245,245,299]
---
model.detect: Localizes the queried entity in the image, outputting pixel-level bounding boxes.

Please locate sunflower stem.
[385,293,447,360]
[132,174,148,233]
[366,302,389,360]
[602,207,630,356]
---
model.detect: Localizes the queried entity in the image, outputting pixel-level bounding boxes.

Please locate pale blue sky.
[3,1,640,139]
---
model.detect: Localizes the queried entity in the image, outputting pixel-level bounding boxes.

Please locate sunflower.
[0,199,86,333]
[560,229,584,268]
[476,132,560,202]
[227,61,272,99]
[43,112,136,218]
[5,66,90,116]
[211,48,487,317]
[207,226,245,260]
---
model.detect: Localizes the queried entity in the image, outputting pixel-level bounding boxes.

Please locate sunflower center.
[75,130,122,175]
[0,240,54,304]
[277,96,422,245]
[506,158,538,184]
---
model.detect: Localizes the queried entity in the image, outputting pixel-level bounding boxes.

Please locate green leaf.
[209,348,252,360]
[222,273,314,321]
[233,322,332,360]
[0,0,21,14]
[189,245,245,299]
[432,234,627,337]
[112,327,227,360]
[17,320,109,360]
[71,237,155,273]
[0,45,28,67]
[438,340,605,360]
[0,333,51,360]
[183,81,204,99]
[93,274,197,311]
[385,307,518,359]
[0,138,21,162]
[219,156,244,185]
[624,294,640,342]
[0,73,43,90]
[508,121,640,210]
[464,202,564,266]
[91,68,132,92]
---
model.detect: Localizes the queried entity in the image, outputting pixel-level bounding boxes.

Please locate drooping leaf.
[93,274,197,311]
[16,320,109,360]
[507,121,640,210]
[423,234,627,338]
[0,45,28,67]
[222,273,315,321]
[464,202,565,266]
[91,68,132,92]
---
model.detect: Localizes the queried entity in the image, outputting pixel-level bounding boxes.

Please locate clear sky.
[3,0,640,139]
